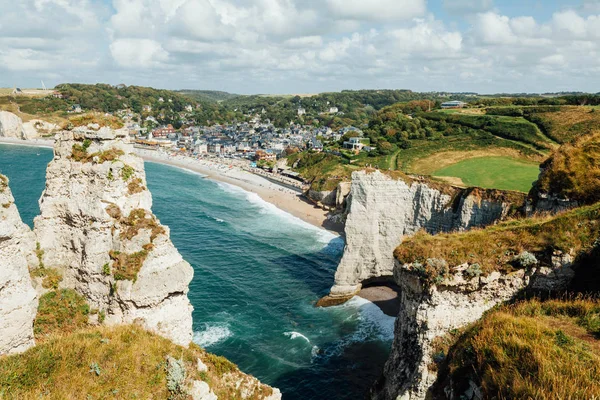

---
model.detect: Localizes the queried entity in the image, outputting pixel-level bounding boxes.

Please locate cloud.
[326,0,426,22]
[110,39,169,68]
[4,0,600,94]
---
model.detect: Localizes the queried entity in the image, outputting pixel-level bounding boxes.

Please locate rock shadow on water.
[271,337,389,400]
[266,237,345,298]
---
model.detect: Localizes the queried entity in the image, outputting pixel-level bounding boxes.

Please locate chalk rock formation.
[34,128,194,345]
[23,119,59,139]
[0,111,25,139]
[0,175,38,355]
[321,171,523,304]
[372,256,575,400]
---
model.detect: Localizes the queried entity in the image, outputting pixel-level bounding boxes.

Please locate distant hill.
[54,83,198,114]
[177,90,240,102]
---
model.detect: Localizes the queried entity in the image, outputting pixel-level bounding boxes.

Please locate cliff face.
[0,175,38,355]
[323,171,522,302]
[373,256,575,400]
[33,128,194,346]
[0,111,25,139]
[0,111,55,139]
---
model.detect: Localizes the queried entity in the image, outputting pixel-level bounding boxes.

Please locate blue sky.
[1,0,600,94]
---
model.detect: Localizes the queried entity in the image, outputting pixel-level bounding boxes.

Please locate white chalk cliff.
[0,111,57,139]
[323,171,522,303]
[0,111,26,139]
[372,253,575,400]
[0,175,38,355]
[33,128,194,346]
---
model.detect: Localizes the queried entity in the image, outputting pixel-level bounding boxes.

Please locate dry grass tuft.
[70,139,124,164]
[0,174,7,193]
[433,298,600,400]
[395,202,600,278]
[127,177,145,194]
[0,325,273,399]
[62,113,124,130]
[120,209,165,242]
[109,250,149,282]
[30,267,63,290]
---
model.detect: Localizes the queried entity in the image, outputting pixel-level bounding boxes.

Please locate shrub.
[166,356,186,399]
[121,164,135,180]
[465,263,482,278]
[513,251,538,268]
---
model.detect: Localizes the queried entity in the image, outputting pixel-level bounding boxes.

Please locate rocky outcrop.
[307,181,351,211]
[0,111,25,139]
[373,256,575,400]
[33,128,194,346]
[23,119,59,139]
[320,171,523,304]
[0,175,38,355]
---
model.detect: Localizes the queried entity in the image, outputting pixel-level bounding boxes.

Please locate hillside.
[531,131,600,206]
[432,298,600,400]
[178,89,240,102]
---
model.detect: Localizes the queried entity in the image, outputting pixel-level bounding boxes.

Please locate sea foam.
[193,324,232,348]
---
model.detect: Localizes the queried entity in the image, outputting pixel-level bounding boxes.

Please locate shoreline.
[0,137,342,236]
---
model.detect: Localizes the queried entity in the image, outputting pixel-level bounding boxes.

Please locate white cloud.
[326,0,426,22]
[110,39,169,68]
[4,0,600,93]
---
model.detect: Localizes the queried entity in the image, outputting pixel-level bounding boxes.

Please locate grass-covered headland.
[0,288,274,399]
[432,298,600,400]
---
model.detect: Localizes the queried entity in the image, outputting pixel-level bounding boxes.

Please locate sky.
[1,0,600,94]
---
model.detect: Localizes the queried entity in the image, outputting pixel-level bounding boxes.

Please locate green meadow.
[432,156,540,193]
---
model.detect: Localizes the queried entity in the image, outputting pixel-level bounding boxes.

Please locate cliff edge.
[0,175,38,355]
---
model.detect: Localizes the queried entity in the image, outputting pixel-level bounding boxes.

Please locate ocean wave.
[193,323,232,348]
[284,331,311,343]
[244,192,337,245]
[317,296,396,360]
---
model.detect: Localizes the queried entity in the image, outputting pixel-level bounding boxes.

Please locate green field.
[432,156,540,192]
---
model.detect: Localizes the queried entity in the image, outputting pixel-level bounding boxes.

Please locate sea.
[0,144,394,400]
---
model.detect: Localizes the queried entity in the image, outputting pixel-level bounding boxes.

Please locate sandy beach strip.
[0,138,341,235]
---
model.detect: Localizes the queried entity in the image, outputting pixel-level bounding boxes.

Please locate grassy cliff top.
[0,325,273,399]
[432,298,600,400]
[394,202,600,276]
[533,132,600,204]
[3,288,274,399]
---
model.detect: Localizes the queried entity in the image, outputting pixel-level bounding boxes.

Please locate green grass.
[432,156,540,192]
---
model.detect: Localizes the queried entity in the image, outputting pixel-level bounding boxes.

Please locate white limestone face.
[22,119,60,139]
[374,257,576,400]
[0,175,38,355]
[327,171,515,299]
[33,128,194,346]
[0,111,25,139]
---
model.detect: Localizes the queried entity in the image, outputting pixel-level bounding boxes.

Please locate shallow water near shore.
[0,144,394,400]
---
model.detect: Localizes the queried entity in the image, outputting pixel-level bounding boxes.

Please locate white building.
[329,107,339,113]
[298,108,306,116]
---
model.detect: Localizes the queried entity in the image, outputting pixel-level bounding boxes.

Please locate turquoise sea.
[0,144,394,399]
